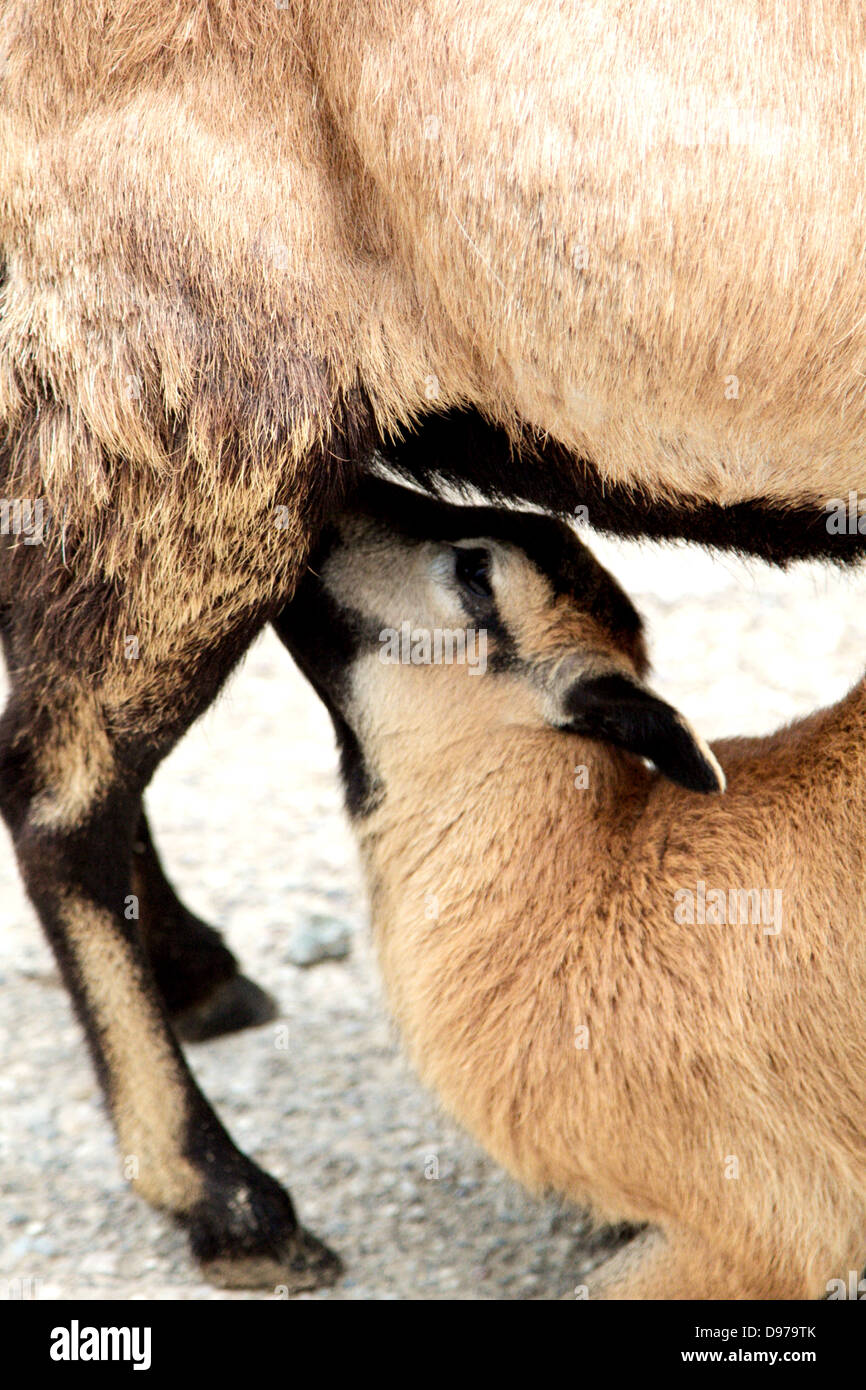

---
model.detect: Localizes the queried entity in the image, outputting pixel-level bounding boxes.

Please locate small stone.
[10,1234,56,1257]
[79,1250,118,1277]
[286,916,351,968]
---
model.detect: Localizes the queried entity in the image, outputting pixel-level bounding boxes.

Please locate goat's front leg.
[132,807,277,1042]
[0,678,340,1291]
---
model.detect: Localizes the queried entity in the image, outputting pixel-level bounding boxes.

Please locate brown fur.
[3,0,866,1293]
[280,486,866,1299]
[5,0,866,555]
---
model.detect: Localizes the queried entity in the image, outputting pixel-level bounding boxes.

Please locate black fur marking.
[378,408,866,567]
[132,810,240,1016]
[562,672,722,794]
[272,551,381,818]
[351,475,646,669]
[443,548,515,669]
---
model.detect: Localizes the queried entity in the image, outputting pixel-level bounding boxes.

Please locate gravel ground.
[2,533,866,1301]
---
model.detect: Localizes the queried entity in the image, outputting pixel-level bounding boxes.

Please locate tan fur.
[2,0,866,622]
[313,513,866,1299]
[28,697,115,829]
[62,894,202,1211]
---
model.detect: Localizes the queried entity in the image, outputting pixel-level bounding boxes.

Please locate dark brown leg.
[0,627,341,1290]
[132,808,277,1042]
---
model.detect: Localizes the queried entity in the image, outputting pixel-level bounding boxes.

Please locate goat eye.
[454,547,492,599]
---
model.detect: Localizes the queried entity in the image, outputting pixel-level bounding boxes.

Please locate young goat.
[277,479,866,1300]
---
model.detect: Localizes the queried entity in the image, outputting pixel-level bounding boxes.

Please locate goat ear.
[558,672,725,794]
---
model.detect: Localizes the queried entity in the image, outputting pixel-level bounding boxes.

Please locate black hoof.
[188,1172,343,1292]
[200,1226,344,1292]
[173,974,278,1043]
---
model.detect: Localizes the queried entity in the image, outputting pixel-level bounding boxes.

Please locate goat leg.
[0,644,340,1291]
[132,807,277,1042]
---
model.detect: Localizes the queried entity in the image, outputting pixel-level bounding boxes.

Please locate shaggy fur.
[4,2,866,559]
[3,1,866,1292]
[278,479,866,1300]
